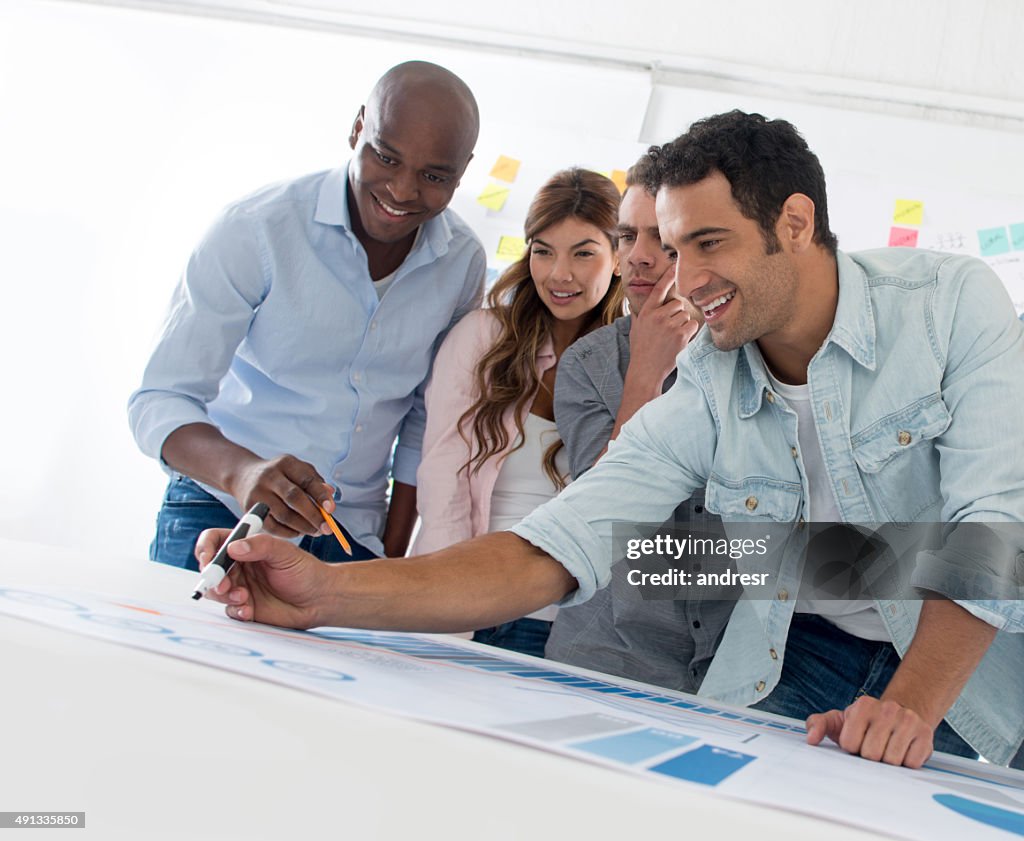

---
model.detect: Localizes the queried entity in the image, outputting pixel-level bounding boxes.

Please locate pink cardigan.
[412,309,556,555]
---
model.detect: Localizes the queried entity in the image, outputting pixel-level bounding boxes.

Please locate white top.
[489,412,569,621]
[372,230,420,300]
[764,369,889,641]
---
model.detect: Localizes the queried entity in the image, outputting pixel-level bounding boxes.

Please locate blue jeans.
[752,613,976,758]
[473,618,552,659]
[151,475,377,570]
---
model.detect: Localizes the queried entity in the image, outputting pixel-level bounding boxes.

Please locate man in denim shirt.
[196,111,1024,769]
[547,158,739,692]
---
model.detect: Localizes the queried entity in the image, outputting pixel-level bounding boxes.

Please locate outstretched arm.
[198,529,576,633]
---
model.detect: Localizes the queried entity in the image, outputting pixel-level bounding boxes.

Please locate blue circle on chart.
[0,589,87,612]
[933,794,1024,836]
[78,614,173,634]
[260,660,355,681]
[166,637,261,657]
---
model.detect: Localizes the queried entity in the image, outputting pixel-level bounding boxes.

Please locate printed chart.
[1,586,1022,840]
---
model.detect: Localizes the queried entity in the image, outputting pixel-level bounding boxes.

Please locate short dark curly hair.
[642,111,838,255]
[625,151,660,194]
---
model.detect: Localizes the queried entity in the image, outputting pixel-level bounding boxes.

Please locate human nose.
[386,168,419,204]
[549,253,573,283]
[627,234,656,268]
[673,258,709,301]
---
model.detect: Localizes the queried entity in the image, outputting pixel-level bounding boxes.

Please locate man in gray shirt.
[547,158,739,692]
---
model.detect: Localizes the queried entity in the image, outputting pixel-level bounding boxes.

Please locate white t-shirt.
[489,413,569,622]
[763,367,889,641]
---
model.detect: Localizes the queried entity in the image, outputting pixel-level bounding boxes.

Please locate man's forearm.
[595,370,666,465]
[161,422,261,492]
[321,531,577,632]
[882,597,998,726]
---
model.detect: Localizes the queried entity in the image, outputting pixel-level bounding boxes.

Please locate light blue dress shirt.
[513,248,1024,764]
[129,165,485,554]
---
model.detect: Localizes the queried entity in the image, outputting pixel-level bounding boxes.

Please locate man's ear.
[349,106,366,150]
[777,193,816,253]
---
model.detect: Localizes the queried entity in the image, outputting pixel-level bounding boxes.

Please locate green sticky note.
[978,226,1010,257]
[1010,222,1024,251]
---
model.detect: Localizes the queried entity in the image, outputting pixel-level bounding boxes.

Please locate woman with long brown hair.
[412,167,624,656]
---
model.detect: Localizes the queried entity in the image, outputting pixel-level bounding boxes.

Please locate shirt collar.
[735,250,877,418]
[822,250,877,371]
[314,162,452,262]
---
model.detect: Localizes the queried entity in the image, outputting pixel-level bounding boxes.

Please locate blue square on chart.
[649,744,756,786]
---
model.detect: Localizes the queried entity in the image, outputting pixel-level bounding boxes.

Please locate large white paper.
[2,586,1022,840]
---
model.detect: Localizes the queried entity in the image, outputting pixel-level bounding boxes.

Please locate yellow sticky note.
[893,199,924,226]
[490,155,521,183]
[496,235,526,263]
[610,169,628,194]
[477,182,511,212]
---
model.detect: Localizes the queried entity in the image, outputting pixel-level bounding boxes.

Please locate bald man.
[129,61,484,569]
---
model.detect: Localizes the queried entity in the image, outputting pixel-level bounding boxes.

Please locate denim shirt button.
[791,446,798,458]
[756,680,767,692]
[897,430,912,446]
[765,391,775,404]
[778,589,789,601]
[745,496,759,511]
[769,648,778,660]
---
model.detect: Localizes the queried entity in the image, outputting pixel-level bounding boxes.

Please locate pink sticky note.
[888,227,919,248]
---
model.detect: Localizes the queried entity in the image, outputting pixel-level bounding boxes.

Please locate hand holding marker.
[191,503,270,600]
[191,499,353,600]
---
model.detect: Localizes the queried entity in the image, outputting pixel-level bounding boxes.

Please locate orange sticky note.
[496,235,526,262]
[477,182,511,212]
[490,155,521,183]
[610,169,628,194]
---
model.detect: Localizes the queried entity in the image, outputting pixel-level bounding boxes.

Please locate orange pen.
[315,502,352,556]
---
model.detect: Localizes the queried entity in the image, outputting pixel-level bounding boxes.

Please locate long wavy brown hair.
[459,168,625,489]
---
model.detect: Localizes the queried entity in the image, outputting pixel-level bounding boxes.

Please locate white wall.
[0,0,650,557]
[3,0,1022,559]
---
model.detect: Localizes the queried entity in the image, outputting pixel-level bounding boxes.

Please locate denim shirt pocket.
[706,475,802,523]
[850,393,951,522]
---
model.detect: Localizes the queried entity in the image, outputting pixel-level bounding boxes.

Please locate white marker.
[191,503,270,600]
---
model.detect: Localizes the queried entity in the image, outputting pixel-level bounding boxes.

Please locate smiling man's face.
[347,83,475,247]
[656,171,798,351]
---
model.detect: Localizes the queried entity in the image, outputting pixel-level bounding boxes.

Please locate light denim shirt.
[514,248,1024,764]
[129,165,485,554]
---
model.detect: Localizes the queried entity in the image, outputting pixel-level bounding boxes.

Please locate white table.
[0,537,885,840]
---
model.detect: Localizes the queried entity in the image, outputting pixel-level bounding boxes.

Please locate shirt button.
[765,391,775,403]
[745,496,758,511]
[756,680,766,692]
[778,589,789,601]
[692,620,701,629]
[370,321,378,330]
[797,516,806,531]
[769,648,778,660]
[355,425,363,433]
[353,373,361,383]
[897,430,912,446]
[791,447,798,458]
